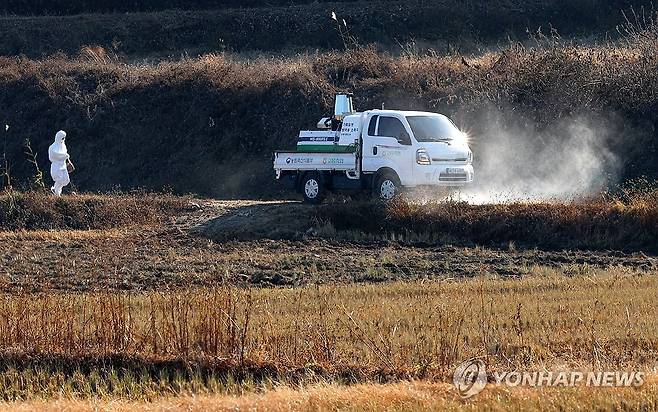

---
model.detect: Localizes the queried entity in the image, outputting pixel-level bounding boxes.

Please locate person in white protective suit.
[48,130,73,196]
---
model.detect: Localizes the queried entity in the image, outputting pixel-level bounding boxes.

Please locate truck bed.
[273,151,357,171]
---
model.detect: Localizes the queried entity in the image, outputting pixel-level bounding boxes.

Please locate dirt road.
[0,200,655,292]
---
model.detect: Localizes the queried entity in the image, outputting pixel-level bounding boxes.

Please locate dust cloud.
[455,111,621,204]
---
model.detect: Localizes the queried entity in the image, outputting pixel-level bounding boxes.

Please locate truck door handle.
[373,147,378,155]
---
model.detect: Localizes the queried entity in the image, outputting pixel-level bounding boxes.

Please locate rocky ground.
[0,200,655,292]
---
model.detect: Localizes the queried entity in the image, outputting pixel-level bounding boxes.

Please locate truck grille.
[439,172,469,182]
[432,158,468,163]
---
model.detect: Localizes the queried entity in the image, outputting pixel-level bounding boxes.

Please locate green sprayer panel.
[296,144,356,153]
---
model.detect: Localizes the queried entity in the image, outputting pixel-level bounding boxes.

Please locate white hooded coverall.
[48,130,70,196]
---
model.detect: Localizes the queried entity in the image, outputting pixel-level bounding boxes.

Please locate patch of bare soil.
[192,200,314,240]
[0,200,655,292]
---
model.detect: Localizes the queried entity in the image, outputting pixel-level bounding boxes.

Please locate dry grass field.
[1,269,657,376]
[0,266,655,407]
[3,378,658,411]
[0,193,655,291]
[1,2,658,410]
[0,193,656,411]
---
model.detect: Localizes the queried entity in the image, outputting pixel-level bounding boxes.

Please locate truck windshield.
[407,116,462,142]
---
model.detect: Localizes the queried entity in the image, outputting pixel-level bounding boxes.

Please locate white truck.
[274,94,474,204]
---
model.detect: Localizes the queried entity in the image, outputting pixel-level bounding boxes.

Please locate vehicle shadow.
[192,201,316,241]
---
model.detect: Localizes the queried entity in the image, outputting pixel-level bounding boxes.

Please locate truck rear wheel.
[374,173,400,201]
[301,172,325,204]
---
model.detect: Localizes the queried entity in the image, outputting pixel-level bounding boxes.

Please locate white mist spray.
[457,111,621,203]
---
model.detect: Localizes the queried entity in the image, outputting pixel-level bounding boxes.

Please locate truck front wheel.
[301,172,326,204]
[374,174,400,201]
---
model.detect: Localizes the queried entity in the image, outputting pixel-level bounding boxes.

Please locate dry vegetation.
[2,26,658,196]
[1,3,658,409]
[0,195,654,293]
[0,0,639,57]
[8,379,658,412]
[313,187,658,252]
[0,192,189,230]
[0,267,655,401]
[0,195,655,408]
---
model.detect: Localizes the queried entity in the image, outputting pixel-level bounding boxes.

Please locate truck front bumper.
[412,165,474,187]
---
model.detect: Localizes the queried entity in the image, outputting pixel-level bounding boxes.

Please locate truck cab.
[274,94,474,203]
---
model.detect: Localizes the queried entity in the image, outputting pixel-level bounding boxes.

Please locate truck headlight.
[416,149,431,165]
[468,151,473,164]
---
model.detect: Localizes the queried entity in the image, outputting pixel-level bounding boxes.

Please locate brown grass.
[0,192,190,230]
[313,189,658,252]
[0,267,655,400]
[6,378,658,412]
[0,228,127,241]
[2,33,658,197]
